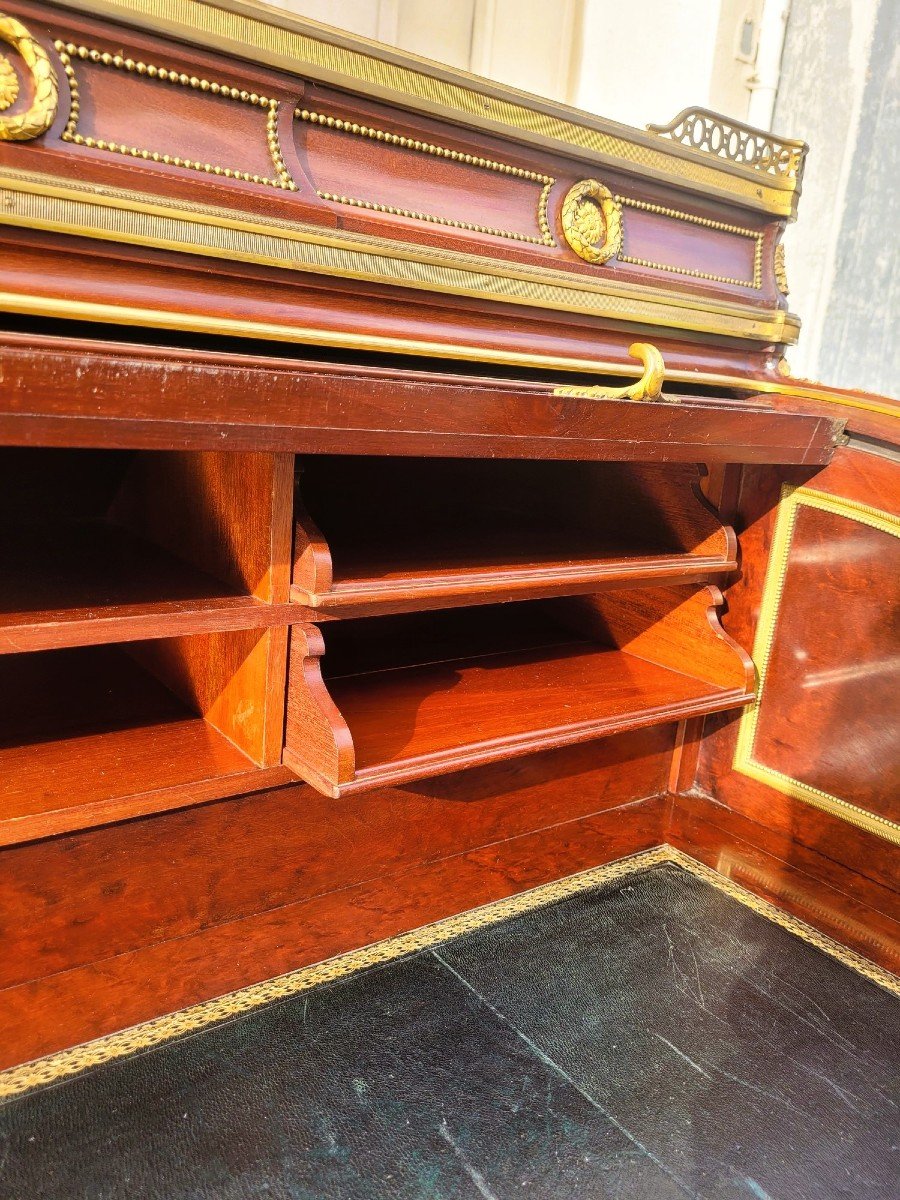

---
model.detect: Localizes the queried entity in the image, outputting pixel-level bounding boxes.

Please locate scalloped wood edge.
[291,464,739,616]
[282,623,354,797]
[282,585,755,798]
[557,584,755,693]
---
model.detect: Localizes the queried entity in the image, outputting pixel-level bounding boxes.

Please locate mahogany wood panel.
[66,49,281,184]
[0,792,667,1071]
[302,110,548,248]
[752,502,899,817]
[0,331,842,461]
[127,626,284,768]
[111,449,295,765]
[694,446,900,892]
[0,644,291,845]
[293,458,737,616]
[109,450,295,604]
[668,792,900,973]
[0,728,672,991]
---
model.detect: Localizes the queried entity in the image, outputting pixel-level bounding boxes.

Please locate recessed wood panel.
[695,448,900,893]
[302,114,549,245]
[61,51,280,185]
[752,503,900,820]
[620,205,760,287]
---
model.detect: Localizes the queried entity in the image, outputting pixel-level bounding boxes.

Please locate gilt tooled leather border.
[1,846,897,1103]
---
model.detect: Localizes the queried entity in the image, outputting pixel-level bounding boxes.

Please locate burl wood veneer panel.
[668,792,900,972]
[751,502,899,818]
[695,446,900,889]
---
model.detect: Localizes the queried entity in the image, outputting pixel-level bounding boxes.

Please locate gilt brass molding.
[553,342,673,402]
[734,484,900,845]
[47,0,801,217]
[649,107,807,184]
[0,166,801,343]
[560,179,621,264]
[297,106,556,246]
[55,40,296,189]
[0,13,58,141]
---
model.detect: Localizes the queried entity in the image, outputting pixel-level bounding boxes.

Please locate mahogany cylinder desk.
[0,0,896,1090]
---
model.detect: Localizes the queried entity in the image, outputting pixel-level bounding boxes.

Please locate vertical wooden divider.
[117,451,295,767]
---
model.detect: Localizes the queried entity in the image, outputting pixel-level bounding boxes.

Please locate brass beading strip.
[55,41,297,190]
[296,106,555,246]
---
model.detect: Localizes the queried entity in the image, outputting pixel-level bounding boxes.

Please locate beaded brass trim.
[296,107,555,246]
[50,0,801,216]
[615,195,763,289]
[0,167,799,343]
[0,845,895,1102]
[0,13,58,141]
[55,41,296,190]
[734,484,900,845]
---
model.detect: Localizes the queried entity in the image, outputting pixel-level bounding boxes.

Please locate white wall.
[266,0,762,124]
[264,0,574,92]
[575,0,721,128]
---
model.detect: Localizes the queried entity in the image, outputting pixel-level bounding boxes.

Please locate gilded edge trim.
[615,195,763,290]
[1,288,890,422]
[0,845,896,1102]
[0,168,797,343]
[48,0,799,217]
[297,107,556,247]
[55,41,296,189]
[734,484,900,845]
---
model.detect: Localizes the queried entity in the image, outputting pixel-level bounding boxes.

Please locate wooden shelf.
[294,459,736,616]
[0,645,290,846]
[0,522,292,653]
[333,644,747,789]
[283,586,755,796]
